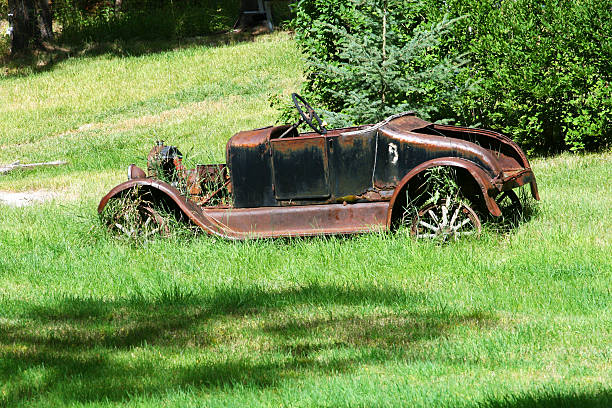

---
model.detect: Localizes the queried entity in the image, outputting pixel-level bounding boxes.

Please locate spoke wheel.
[410,196,481,241]
[111,203,170,240]
[496,190,522,217]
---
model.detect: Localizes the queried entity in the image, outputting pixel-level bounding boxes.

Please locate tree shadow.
[0,283,493,406]
[473,388,611,408]
[0,27,273,79]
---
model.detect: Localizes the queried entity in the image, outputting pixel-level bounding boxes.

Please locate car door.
[270,135,331,200]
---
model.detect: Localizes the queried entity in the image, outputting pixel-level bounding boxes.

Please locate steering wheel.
[292,93,327,135]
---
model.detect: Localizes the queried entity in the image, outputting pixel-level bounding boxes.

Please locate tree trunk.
[36,0,53,42]
[8,0,35,54]
[7,0,53,54]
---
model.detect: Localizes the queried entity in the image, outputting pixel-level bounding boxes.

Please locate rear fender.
[386,158,502,227]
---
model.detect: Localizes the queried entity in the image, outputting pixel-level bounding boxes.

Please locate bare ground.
[0,190,61,207]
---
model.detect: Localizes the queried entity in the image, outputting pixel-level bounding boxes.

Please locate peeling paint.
[388,143,399,165]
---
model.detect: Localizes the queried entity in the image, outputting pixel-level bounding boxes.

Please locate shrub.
[293,0,612,153]
[293,0,473,127]
[54,0,240,43]
[458,0,612,153]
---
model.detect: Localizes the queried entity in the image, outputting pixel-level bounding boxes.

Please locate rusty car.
[99,94,540,240]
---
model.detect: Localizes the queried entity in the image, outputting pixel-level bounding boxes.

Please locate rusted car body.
[99,96,539,240]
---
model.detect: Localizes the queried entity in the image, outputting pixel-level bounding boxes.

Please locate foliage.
[419,166,461,206]
[54,0,241,43]
[293,0,612,153]
[293,0,472,126]
[453,0,612,153]
[52,0,296,44]
[0,17,8,56]
[100,186,166,242]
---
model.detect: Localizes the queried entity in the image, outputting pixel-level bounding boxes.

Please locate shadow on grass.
[1,283,491,405]
[0,28,272,79]
[474,388,611,408]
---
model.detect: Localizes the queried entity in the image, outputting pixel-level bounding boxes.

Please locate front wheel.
[410,195,482,241]
[101,188,171,240]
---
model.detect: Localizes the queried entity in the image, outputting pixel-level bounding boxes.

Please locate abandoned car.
[99,94,540,240]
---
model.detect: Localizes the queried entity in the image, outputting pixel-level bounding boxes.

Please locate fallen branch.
[0,160,68,175]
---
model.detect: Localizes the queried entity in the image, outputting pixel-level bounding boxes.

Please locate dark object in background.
[234,0,274,31]
[7,0,53,54]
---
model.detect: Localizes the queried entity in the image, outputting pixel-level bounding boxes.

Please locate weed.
[99,186,165,242]
[400,166,478,238]
[99,185,196,243]
[148,145,232,207]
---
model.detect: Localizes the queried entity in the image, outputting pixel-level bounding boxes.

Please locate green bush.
[293,0,473,127]
[1,0,8,56]
[459,0,612,153]
[294,0,612,153]
[55,0,240,43]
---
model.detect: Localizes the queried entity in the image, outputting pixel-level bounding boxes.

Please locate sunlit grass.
[0,32,610,408]
[0,31,301,167]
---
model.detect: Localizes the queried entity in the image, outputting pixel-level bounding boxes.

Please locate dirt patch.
[0,190,61,207]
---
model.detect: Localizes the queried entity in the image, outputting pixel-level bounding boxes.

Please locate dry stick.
[0,160,68,175]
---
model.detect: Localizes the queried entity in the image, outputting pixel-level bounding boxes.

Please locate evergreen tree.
[304,0,472,126]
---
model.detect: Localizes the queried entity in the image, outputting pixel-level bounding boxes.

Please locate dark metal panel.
[373,127,504,190]
[383,114,431,132]
[432,124,530,170]
[271,136,330,200]
[227,128,277,208]
[328,128,377,198]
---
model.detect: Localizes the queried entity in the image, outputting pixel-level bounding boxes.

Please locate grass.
[0,32,611,407]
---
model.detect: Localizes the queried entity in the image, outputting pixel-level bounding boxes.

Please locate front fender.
[386,158,502,227]
[98,178,242,239]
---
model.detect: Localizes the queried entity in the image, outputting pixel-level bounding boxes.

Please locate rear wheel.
[410,195,481,241]
[496,190,522,217]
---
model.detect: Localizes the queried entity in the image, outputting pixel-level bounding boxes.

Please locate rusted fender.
[437,124,531,170]
[98,178,243,240]
[499,168,540,201]
[386,157,503,227]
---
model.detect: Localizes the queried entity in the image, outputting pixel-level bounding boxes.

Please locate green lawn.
[0,32,610,408]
